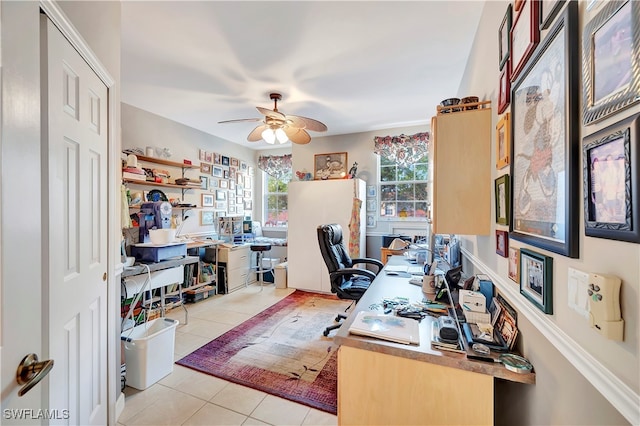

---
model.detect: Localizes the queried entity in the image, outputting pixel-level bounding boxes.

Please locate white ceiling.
[121,1,486,149]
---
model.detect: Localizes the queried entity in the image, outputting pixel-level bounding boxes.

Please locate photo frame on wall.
[510,2,579,258]
[583,112,640,243]
[495,174,511,226]
[496,113,511,169]
[582,0,640,125]
[510,0,540,82]
[201,210,215,226]
[200,163,211,174]
[201,193,214,207]
[499,3,512,71]
[498,66,511,114]
[508,246,520,283]
[496,230,509,257]
[314,152,348,180]
[200,176,208,190]
[540,0,566,30]
[519,248,553,314]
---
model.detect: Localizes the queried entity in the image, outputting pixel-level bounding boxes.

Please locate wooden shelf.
[123,178,200,190]
[132,154,199,169]
[436,100,491,115]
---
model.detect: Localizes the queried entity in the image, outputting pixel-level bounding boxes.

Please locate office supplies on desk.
[348,311,420,345]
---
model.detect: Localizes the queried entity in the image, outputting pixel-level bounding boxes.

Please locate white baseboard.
[115,391,125,422]
[462,247,639,425]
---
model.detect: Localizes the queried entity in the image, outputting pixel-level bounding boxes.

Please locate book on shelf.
[348,311,420,345]
[123,171,147,181]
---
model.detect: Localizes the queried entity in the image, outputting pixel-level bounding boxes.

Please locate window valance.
[373,132,430,167]
[258,154,292,181]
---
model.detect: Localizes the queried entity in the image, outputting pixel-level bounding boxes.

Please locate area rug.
[176,290,351,414]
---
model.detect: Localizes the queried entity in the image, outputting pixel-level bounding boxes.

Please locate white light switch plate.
[568,267,590,319]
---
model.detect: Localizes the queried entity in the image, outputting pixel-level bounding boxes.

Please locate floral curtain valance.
[258,154,293,181]
[373,132,430,167]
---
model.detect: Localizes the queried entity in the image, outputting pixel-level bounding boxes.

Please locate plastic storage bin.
[275,262,288,289]
[121,318,179,390]
[260,258,279,283]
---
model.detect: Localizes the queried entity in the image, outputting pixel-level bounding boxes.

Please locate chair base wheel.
[323,330,330,337]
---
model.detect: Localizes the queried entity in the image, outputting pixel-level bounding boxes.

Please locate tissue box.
[459,290,487,313]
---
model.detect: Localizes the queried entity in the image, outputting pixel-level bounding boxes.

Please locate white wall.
[459,1,636,424]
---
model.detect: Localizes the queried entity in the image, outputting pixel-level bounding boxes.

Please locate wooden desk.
[379,247,406,264]
[334,255,535,425]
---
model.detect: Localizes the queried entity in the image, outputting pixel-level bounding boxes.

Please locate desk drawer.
[219,247,250,266]
[123,265,184,294]
[227,268,251,292]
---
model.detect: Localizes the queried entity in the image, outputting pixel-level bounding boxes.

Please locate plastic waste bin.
[275,262,288,289]
[121,318,179,390]
[260,258,279,283]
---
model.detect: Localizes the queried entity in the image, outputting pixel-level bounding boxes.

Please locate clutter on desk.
[348,311,420,345]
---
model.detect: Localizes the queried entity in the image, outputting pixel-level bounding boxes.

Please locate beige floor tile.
[241,417,270,426]
[120,383,175,424]
[174,332,210,359]
[302,408,338,426]
[192,308,254,326]
[124,385,206,425]
[177,317,235,340]
[159,365,228,401]
[250,394,310,426]
[182,402,247,425]
[209,382,267,416]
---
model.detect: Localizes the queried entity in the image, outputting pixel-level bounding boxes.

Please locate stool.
[246,244,273,291]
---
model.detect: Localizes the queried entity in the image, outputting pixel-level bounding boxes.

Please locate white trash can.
[121,318,179,390]
[275,262,288,289]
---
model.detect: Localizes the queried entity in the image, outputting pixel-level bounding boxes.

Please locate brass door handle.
[16,353,54,397]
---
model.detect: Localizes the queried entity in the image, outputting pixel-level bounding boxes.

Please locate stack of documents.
[348,311,420,345]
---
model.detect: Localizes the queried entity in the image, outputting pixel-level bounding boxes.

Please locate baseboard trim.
[462,247,639,425]
[115,392,125,422]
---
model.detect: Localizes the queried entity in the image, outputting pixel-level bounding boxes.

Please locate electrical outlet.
[568,267,589,319]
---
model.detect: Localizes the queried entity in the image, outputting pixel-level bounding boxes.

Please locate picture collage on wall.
[198,148,254,218]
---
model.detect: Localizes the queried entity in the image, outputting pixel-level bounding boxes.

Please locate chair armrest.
[330,268,377,281]
[351,258,384,274]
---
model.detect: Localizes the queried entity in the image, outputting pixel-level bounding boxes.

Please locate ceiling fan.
[218,93,327,145]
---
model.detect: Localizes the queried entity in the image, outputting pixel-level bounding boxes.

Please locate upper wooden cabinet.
[430,106,491,235]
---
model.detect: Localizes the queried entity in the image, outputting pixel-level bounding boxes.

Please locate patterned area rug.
[176,290,350,414]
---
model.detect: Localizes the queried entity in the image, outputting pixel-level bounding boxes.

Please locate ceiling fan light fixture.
[275,128,289,144]
[261,128,276,144]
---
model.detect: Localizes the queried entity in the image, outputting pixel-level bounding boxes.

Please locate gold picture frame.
[314,152,348,180]
[496,112,511,169]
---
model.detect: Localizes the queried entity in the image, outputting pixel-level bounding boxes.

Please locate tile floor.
[117,284,338,426]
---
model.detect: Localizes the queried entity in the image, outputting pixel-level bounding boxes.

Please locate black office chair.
[317,224,383,336]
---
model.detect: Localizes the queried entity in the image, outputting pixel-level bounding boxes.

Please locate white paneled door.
[42,15,108,424]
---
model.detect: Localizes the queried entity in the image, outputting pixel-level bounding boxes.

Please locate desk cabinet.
[430,107,491,235]
[217,245,254,293]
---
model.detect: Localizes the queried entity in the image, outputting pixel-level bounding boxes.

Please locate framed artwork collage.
[199,148,254,218]
[494,0,639,315]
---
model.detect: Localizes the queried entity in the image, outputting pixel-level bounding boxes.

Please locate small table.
[379,247,406,265]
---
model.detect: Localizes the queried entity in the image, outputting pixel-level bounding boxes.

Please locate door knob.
[16,353,54,397]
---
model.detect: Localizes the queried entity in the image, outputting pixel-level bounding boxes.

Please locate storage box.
[463,310,491,324]
[121,318,179,390]
[184,285,215,303]
[474,274,494,306]
[459,290,487,312]
[275,262,288,289]
[130,242,187,263]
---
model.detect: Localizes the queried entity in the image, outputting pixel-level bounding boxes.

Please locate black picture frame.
[495,174,511,226]
[540,0,566,30]
[583,112,640,243]
[582,0,640,125]
[499,4,513,71]
[510,0,540,82]
[519,248,553,314]
[510,2,579,258]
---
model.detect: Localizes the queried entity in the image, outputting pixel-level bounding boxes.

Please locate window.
[264,172,288,226]
[378,155,429,219]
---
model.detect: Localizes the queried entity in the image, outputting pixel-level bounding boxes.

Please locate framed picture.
[514,0,523,12]
[230,157,239,167]
[223,170,229,179]
[219,179,228,189]
[366,214,376,228]
[582,0,640,125]
[510,2,579,258]
[200,176,208,190]
[214,201,226,210]
[496,113,511,169]
[200,210,215,226]
[583,112,640,243]
[201,193,214,207]
[508,246,520,283]
[212,153,221,165]
[228,205,236,214]
[496,230,509,257]
[236,187,243,196]
[236,196,243,204]
[198,149,206,161]
[244,200,253,210]
[200,162,211,174]
[499,3,512,71]
[366,199,377,212]
[212,166,223,177]
[367,185,376,197]
[244,190,251,198]
[244,175,252,189]
[495,174,510,225]
[216,190,226,201]
[210,179,218,189]
[229,166,237,179]
[498,65,511,114]
[205,151,213,163]
[510,0,540,82]
[240,161,247,171]
[221,156,230,166]
[229,180,235,190]
[519,248,553,314]
[248,166,254,176]
[314,152,348,180]
[540,0,566,30]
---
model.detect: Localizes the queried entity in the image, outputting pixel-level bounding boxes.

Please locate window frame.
[262,171,289,228]
[376,155,430,222]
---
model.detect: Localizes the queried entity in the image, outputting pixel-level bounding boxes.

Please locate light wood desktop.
[379,247,406,265]
[333,255,535,425]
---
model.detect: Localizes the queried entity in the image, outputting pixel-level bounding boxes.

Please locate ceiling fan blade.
[286,114,328,132]
[247,124,268,142]
[256,106,286,121]
[218,118,262,124]
[284,127,311,145]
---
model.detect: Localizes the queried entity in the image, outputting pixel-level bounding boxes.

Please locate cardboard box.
[459,289,487,312]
